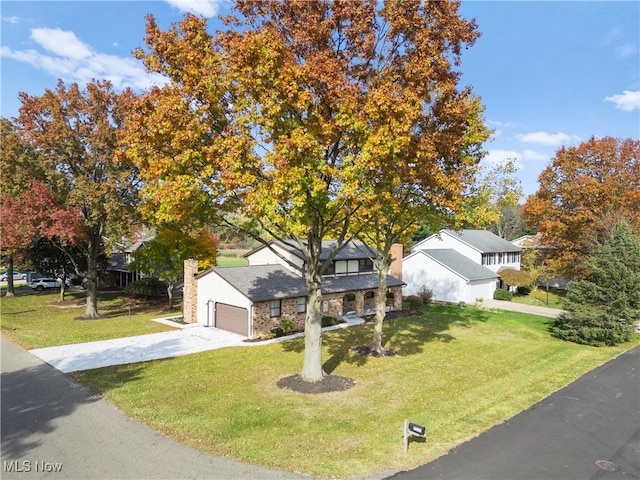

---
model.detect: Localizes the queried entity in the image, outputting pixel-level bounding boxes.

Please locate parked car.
[0,271,27,281]
[29,278,62,291]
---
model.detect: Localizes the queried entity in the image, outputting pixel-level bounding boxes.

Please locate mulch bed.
[277,374,356,394]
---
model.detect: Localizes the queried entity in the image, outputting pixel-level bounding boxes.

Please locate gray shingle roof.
[443,230,522,253]
[212,265,403,302]
[421,249,499,281]
[251,239,378,261]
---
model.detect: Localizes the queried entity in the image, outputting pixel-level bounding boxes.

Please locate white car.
[29,278,62,291]
[0,271,27,281]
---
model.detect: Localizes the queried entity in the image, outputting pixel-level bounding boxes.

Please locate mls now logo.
[4,460,63,473]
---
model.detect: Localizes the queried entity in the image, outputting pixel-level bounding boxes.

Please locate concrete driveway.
[482,298,564,318]
[30,316,365,373]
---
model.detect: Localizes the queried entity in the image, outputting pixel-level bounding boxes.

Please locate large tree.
[16,80,139,317]
[357,95,490,355]
[124,0,482,382]
[551,221,640,346]
[522,136,640,279]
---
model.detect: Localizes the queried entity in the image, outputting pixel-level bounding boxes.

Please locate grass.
[216,255,249,267]
[1,289,175,349]
[512,287,566,309]
[69,304,639,478]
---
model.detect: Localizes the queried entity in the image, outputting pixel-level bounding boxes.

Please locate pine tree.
[551,221,640,346]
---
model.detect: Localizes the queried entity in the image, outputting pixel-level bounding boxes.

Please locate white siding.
[196,270,253,327]
[411,232,481,264]
[402,251,496,304]
[402,252,468,303]
[246,243,303,273]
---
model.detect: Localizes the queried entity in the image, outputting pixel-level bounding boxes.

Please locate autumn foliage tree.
[130,228,219,309]
[16,80,139,317]
[124,0,485,382]
[522,137,640,279]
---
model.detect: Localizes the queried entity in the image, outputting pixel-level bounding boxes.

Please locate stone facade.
[183,258,199,323]
[251,285,404,338]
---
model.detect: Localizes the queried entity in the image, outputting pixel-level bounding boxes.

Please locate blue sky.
[2,1,639,198]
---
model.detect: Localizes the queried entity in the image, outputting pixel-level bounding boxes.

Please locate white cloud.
[516,131,580,147]
[605,90,640,111]
[483,148,551,167]
[31,28,92,60]
[2,16,19,23]
[164,0,222,17]
[1,28,167,92]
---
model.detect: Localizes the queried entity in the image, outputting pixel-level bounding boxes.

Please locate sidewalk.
[482,298,564,318]
[30,315,365,373]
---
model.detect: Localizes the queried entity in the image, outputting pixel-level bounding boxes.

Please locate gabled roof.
[206,265,404,302]
[511,233,556,250]
[245,239,378,261]
[441,229,522,254]
[407,249,499,282]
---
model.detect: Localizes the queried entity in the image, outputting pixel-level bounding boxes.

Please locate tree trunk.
[5,255,15,297]
[167,283,174,309]
[370,262,390,355]
[58,281,66,302]
[300,269,325,382]
[83,244,100,318]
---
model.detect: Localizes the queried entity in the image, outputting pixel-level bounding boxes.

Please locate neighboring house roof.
[410,249,499,281]
[440,229,522,253]
[106,253,128,272]
[245,239,378,261]
[511,233,556,250]
[208,264,404,302]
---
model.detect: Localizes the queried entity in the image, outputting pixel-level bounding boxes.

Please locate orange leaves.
[522,136,640,277]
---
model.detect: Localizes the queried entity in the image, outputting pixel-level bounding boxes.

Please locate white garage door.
[215,303,248,336]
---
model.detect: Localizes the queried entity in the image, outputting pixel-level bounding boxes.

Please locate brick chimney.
[183,258,198,323]
[389,243,403,280]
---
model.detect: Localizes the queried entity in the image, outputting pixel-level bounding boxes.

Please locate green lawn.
[70,304,638,478]
[1,289,175,349]
[512,288,566,309]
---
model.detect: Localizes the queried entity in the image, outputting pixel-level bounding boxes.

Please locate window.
[270,299,281,317]
[365,291,375,299]
[359,258,374,272]
[297,297,306,313]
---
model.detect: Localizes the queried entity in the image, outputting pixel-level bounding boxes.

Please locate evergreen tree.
[551,221,640,346]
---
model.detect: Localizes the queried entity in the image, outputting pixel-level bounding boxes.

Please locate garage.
[215,303,249,336]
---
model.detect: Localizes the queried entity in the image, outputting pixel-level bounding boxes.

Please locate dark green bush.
[322,316,338,327]
[493,289,513,301]
[124,277,167,297]
[517,286,532,295]
[406,295,423,311]
[551,311,635,347]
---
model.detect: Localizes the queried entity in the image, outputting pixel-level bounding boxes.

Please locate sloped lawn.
[72,305,639,478]
[1,289,175,349]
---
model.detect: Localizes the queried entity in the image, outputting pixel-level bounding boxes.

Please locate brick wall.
[183,259,198,323]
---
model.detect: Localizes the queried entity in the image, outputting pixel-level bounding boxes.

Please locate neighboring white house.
[188,240,405,339]
[403,229,523,303]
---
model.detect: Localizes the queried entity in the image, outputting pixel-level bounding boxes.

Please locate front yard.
[56,303,636,478]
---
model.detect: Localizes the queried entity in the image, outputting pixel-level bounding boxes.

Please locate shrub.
[125,277,167,297]
[493,289,513,301]
[551,311,635,347]
[322,316,338,327]
[280,319,294,333]
[517,286,532,295]
[406,295,423,311]
[418,286,433,304]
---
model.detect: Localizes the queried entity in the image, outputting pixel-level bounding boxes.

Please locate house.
[185,240,405,338]
[403,229,523,304]
[511,233,568,289]
[103,237,152,288]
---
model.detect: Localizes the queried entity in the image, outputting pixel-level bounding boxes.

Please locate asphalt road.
[387,346,640,480]
[1,336,310,480]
